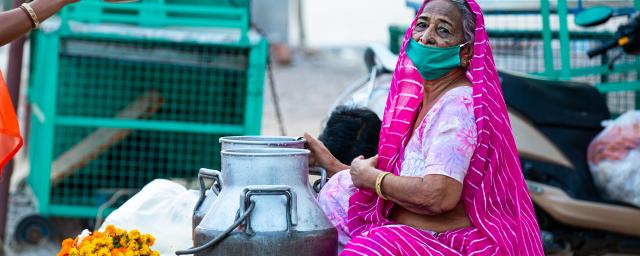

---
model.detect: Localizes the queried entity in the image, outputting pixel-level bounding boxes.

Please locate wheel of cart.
[13,215,53,245]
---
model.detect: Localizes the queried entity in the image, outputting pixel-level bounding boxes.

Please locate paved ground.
[261,47,366,137]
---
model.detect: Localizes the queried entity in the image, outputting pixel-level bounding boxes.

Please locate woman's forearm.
[0,7,33,46]
[361,167,462,215]
[327,160,349,177]
[0,0,65,47]
[381,175,444,215]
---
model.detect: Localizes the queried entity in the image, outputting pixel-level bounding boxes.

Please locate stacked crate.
[27,0,267,217]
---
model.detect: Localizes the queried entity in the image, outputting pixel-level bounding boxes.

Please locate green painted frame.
[540,0,640,103]
[26,2,268,218]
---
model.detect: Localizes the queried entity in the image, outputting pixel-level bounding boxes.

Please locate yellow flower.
[97,247,111,256]
[125,251,139,256]
[127,241,140,251]
[80,242,96,254]
[141,234,155,246]
[58,225,160,256]
[139,245,151,255]
[120,237,129,247]
[147,235,155,246]
[69,248,80,256]
[128,229,141,241]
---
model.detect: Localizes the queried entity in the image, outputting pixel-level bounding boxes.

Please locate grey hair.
[450,0,476,44]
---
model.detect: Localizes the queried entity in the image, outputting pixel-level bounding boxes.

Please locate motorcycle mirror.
[575,6,614,27]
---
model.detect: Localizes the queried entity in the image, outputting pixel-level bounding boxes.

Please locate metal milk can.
[220,136,307,150]
[193,136,327,229]
[179,148,338,256]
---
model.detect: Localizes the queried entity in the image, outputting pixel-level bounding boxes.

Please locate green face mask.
[405,39,466,81]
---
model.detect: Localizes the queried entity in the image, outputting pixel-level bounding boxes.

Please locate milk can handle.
[239,185,297,236]
[175,200,256,255]
[194,168,222,212]
[309,167,328,193]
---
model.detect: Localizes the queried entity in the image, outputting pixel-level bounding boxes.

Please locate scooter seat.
[501,71,613,205]
[500,70,611,129]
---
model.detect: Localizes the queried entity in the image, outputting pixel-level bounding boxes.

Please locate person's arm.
[0,0,78,47]
[351,92,477,215]
[383,172,463,214]
[350,156,463,215]
[304,133,349,177]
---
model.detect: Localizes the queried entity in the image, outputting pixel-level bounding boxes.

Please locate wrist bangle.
[375,172,392,200]
[20,3,40,28]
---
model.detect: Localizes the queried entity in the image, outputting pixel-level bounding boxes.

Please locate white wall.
[293,0,636,47]
[296,0,414,47]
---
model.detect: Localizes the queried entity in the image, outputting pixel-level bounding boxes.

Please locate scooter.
[326,6,640,255]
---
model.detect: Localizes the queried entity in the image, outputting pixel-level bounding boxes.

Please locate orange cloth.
[0,71,23,172]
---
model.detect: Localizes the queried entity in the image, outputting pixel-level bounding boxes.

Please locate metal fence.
[27,1,268,218]
[390,7,639,113]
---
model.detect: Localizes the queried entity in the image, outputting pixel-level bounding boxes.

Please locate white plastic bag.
[588,111,640,207]
[99,179,199,255]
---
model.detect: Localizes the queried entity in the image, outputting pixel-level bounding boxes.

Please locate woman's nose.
[417,26,437,45]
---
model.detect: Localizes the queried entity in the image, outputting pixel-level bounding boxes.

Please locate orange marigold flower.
[58,226,159,256]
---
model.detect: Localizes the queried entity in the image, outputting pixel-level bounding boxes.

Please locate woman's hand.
[304,133,348,176]
[350,155,381,189]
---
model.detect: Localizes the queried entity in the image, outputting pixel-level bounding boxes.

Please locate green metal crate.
[55,39,251,125]
[62,0,250,33]
[27,2,268,218]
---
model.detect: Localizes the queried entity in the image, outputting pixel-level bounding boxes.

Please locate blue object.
[405,0,421,14]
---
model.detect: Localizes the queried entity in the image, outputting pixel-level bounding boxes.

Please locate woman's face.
[412,0,466,47]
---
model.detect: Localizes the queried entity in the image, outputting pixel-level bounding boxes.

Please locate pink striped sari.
[343,1,544,255]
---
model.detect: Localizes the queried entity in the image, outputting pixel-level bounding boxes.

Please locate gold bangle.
[20,3,40,28]
[375,172,392,200]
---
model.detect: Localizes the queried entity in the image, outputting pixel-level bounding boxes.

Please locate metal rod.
[266,53,287,136]
[55,117,246,134]
[533,62,640,77]
[600,53,609,84]
[596,81,640,93]
[297,0,306,49]
[540,0,555,78]
[249,22,286,136]
[577,0,583,10]
[558,0,571,80]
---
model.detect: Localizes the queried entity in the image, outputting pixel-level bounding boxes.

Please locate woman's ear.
[460,44,473,68]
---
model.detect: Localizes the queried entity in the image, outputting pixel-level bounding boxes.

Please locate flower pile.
[57,225,160,256]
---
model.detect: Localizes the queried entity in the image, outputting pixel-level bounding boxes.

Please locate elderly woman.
[305,0,544,255]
